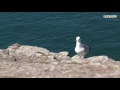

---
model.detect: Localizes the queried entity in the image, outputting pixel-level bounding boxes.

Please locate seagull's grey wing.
[82,44,90,54]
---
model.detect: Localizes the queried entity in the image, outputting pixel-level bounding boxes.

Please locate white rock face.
[0,49,3,55]
[1,43,120,78]
[15,45,50,57]
[59,51,69,56]
[71,55,81,60]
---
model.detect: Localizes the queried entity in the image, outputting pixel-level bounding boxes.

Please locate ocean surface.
[0,12,120,60]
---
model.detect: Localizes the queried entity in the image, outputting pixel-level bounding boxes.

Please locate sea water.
[0,12,120,60]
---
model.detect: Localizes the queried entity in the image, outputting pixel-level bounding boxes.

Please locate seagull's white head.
[76,36,80,41]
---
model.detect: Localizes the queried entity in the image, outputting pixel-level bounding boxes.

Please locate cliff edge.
[0,43,120,78]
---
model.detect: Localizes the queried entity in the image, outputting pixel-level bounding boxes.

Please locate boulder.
[2,49,9,55]
[7,43,21,51]
[59,51,69,56]
[15,45,49,57]
[54,53,71,62]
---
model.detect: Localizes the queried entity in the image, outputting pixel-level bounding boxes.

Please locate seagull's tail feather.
[83,44,90,51]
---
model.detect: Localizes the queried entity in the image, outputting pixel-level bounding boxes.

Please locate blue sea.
[0,12,120,60]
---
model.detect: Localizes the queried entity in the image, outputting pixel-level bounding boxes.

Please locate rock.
[0,49,4,55]
[50,61,59,65]
[54,53,71,62]
[30,54,48,63]
[59,51,69,56]
[8,51,16,56]
[7,43,21,51]
[2,49,9,55]
[48,52,56,56]
[60,56,71,61]
[9,56,17,61]
[0,54,16,62]
[35,52,43,57]
[1,52,9,59]
[1,44,120,78]
[0,54,120,78]
[15,45,49,57]
[71,55,83,60]
[0,49,3,52]
[71,55,78,60]
[87,56,109,62]
[48,55,55,60]
[47,59,57,63]
[47,56,57,63]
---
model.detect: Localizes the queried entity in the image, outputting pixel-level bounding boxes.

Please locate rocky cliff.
[0,43,120,78]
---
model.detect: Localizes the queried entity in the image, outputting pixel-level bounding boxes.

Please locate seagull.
[75,36,90,58]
